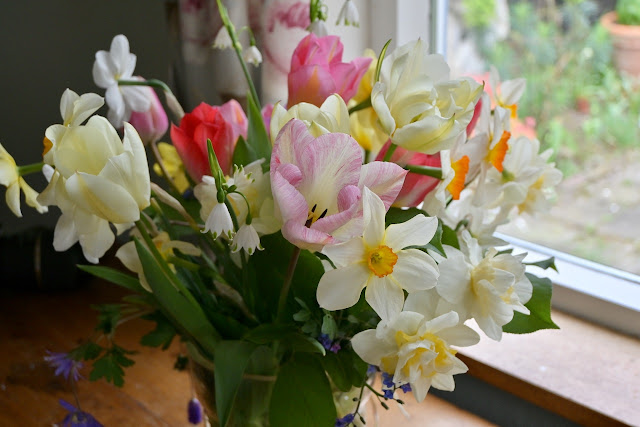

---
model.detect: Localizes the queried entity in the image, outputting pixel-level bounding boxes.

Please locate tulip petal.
[53,212,79,252]
[78,215,115,264]
[317,262,369,311]
[287,64,336,107]
[282,220,334,252]
[358,161,407,210]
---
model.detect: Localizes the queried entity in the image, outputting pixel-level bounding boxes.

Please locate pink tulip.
[128,85,169,145]
[271,120,407,252]
[287,34,372,107]
[376,141,441,208]
[170,100,247,182]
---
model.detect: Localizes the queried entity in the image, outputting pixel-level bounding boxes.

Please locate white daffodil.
[0,143,47,217]
[371,39,482,154]
[270,94,350,142]
[351,309,479,402]
[116,231,201,292]
[92,34,151,128]
[37,118,150,263]
[489,65,526,118]
[477,136,562,212]
[243,45,263,66]
[317,188,439,322]
[431,231,532,341]
[43,89,104,165]
[336,0,359,27]
[422,146,470,217]
[213,26,233,50]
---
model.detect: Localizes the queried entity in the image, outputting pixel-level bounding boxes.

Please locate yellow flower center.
[42,136,53,156]
[394,330,457,376]
[367,245,398,278]
[487,131,510,172]
[446,155,470,200]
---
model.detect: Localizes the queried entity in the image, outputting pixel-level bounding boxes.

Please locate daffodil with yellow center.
[317,188,439,322]
[0,143,47,217]
[352,296,479,402]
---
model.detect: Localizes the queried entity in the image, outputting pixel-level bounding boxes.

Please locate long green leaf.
[77,265,145,293]
[134,240,220,356]
[247,93,271,165]
[214,340,257,427]
[269,354,337,427]
[503,273,559,334]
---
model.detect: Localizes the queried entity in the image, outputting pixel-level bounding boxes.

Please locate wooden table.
[0,279,494,426]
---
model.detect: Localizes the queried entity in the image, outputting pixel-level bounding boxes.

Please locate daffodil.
[0,143,47,217]
[351,308,479,402]
[116,231,201,292]
[317,188,439,322]
[92,34,151,128]
[431,231,532,341]
[153,142,190,193]
[489,66,526,119]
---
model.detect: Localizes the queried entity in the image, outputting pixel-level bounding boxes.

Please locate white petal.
[436,251,471,304]
[365,276,404,322]
[385,215,438,251]
[352,329,389,365]
[105,85,125,127]
[321,237,366,268]
[316,263,370,311]
[60,89,79,123]
[92,51,116,88]
[53,212,79,252]
[70,92,104,126]
[438,324,480,347]
[392,249,438,293]
[78,216,115,264]
[362,187,385,247]
[5,182,21,217]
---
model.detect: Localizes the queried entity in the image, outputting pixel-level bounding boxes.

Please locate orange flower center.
[42,136,53,156]
[488,131,510,172]
[367,245,398,278]
[446,155,470,200]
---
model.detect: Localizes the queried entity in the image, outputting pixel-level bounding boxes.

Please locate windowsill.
[459,309,640,426]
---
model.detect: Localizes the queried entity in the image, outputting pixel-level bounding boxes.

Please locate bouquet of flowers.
[1,1,562,425]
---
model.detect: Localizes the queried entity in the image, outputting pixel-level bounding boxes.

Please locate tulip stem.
[404,164,443,179]
[215,0,261,110]
[382,143,398,162]
[276,246,301,323]
[17,162,44,176]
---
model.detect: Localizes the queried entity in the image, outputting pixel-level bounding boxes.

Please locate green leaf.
[92,304,122,336]
[441,223,460,249]
[427,220,445,256]
[232,135,254,168]
[503,273,560,334]
[89,346,135,387]
[269,354,337,427]
[140,312,176,349]
[525,256,558,272]
[70,342,103,361]
[385,207,427,227]
[320,313,337,340]
[246,93,271,166]
[77,265,145,293]
[244,324,325,355]
[214,340,257,427]
[135,240,219,356]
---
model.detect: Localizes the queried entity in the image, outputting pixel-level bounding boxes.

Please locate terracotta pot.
[600,11,640,77]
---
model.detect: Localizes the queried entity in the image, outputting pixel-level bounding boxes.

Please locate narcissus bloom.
[351,308,479,402]
[271,120,407,252]
[0,143,47,217]
[431,231,532,341]
[92,35,151,128]
[287,33,371,107]
[371,39,482,154]
[317,188,439,321]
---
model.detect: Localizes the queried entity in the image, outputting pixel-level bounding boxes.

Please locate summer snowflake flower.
[243,45,263,66]
[336,0,359,27]
[317,188,439,322]
[213,26,233,50]
[92,34,151,128]
[351,308,479,402]
[432,231,532,341]
[0,143,47,217]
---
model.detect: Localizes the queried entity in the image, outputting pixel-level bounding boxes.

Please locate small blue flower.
[329,341,341,353]
[187,397,203,424]
[381,372,394,389]
[335,413,355,427]
[383,388,394,399]
[400,383,412,393]
[58,400,103,427]
[318,333,333,350]
[44,351,83,382]
[366,364,378,376]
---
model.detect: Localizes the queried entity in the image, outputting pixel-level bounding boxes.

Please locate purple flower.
[44,351,83,382]
[366,364,378,376]
[381,372,394,389]
[329,341,341,354]
[187,397,203,424]
[318,334,342,354]
[335,413,355,427]
[400,383,412,393]
[383,388,394,399]
[58,400,103,427]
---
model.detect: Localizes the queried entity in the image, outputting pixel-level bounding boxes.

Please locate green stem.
[404,164,443,179]
[17,162,45,176]
[382,143,398,162]
[215,0,261,110]
[118,78,171,93]
[276,247,301,323]
[348,97,371,115]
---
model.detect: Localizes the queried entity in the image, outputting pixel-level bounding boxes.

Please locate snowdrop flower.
[351,309,479,402]
[308,20,328,37]
[243,45,263,66]
[92,35,151,128]
[317,188,439,322]
[213,26,233,50]
[232,224,263,254]
[336,0,359,27]
[0,143,47,217]
[431,231,532,340]
[116,231,201,292]
[198,182,235,239]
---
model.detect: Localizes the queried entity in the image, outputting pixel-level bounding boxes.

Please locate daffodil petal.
[322,237,366,268]
[361,187,385,248]
[317,262,370,311]
[385,214,438,251]
[365,276,404,322]
[392,249,438,293]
